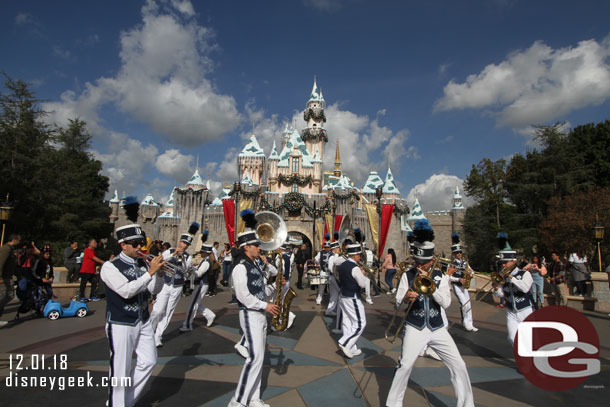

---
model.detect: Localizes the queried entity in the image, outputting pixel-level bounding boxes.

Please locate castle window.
[292,184,298,193]
[292,157,299,173]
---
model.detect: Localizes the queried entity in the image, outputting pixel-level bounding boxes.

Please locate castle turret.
[109,189,120,223]
[302,76,328,166]
[334,139,342,177]
[452,185,465,232]
[382,167,401,200]
[238,135,266,186]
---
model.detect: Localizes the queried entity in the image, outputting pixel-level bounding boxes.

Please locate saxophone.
[463,262,475,289]
[271,251,297,331]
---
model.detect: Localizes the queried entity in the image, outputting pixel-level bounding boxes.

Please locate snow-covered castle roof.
[362,171,384,194]
[277,129,315,168]
[239,135,266,158]
[141,194,158,206]
[407,198,427,221]
[186,169,205,188]
[383,168,400,195]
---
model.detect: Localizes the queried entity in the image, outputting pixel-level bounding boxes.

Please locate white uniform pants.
[364,279,372,301]
[452,284,474,328]
[233,310,267,406]
[150,284,182,342]
[182,282,215,330]
[105,320,157,407]
[325,276,340,315]
[338,297,366,354]
[386,325,474,407]
[316,272,329,304]
[506,307,533,346]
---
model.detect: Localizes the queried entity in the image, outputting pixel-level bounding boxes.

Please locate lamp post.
[375,186,383,290]
[233,182,241,243]
[593,215,604,273]
[0,193,14,246]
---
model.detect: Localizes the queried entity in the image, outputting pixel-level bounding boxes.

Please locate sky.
[2,0,610,212]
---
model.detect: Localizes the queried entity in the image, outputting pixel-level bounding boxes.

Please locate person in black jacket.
[33,246,54,300]
[63,241,80,283]
[295,243,310,289]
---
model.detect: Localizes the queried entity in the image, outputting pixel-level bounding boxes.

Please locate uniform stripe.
[186,283,203,329]
[341,299,363,346]
[107,323,115,407]
[237,310,254,404]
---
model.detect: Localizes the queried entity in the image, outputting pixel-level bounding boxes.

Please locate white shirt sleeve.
[101,260,153,299]
[510,269,533,293]
[431,274,451,309]
[232,264,267,311]
[264,263,278,277]
[395,272,410,308]
[350,262,369,289]
[194,260,210,278]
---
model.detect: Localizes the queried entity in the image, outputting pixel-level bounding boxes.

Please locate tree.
[463,158,507,227]
[539,188,610,270]
[1,75,111,264]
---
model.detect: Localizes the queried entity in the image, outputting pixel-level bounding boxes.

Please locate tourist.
[568,251,589,296]
[64,241,81,283]
[79,238,105,302]
[0,233,21,327]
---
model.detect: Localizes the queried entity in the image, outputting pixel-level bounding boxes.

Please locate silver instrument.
[137,250,189,278]
[255,211,288,252]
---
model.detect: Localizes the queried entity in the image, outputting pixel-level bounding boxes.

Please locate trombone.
[460,257,522,310]
[385,256,440,343]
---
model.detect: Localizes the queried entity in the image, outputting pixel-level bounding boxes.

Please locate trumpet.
[385,256,439,343]
[137,251,187,278]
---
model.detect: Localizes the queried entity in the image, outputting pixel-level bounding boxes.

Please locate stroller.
[15,269,49,319]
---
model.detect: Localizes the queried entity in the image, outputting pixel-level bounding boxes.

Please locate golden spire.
[334,138,341,177]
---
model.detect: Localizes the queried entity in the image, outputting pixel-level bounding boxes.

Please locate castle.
[109,78,464,259]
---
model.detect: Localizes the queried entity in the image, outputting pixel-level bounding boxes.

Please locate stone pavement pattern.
[0,285,609,406]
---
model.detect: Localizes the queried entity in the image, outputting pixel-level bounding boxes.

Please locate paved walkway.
[1,284,609,406]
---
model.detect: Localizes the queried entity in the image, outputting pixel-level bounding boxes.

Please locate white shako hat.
[412,219,435,263]
[237,209,260,248]
[496,232,516,263]
[346,243,362,255]
[180,222,200,245]
[451,232,462,254]
[117,196,145,243]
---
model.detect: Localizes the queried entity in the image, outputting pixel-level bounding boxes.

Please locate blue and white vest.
[404,267,444,331]
[320,250,332,272]
[237,258,267,311]
[281,253,291,279]
[451,258,466,285]
[338,259,361,298]
[194,258,210,285]
[104,254,151,326]
[163,249,189,287]
[503,269,533,312]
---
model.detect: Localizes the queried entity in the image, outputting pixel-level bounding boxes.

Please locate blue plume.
[497,232,508,249]
[407,231,415,243]
[324,233,330,240]
[333,231,339,241]
[451,232,460,244]
[201,229,209,244]
[188,222,200,235]
[123,196,140,223]
[240,209,257,229]
[413,219,434,243]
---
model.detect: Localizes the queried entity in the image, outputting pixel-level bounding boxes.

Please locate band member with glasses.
[101,221,165,407]
[448,233,478,332]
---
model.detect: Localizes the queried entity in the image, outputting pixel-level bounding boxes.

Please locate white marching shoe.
[248,399,271,407]
[227,399,244,407]
[339,343,354,358]
[465,325,479,332]
[207,312,216,327]
[179,326,192,333]
[235,343,249,358]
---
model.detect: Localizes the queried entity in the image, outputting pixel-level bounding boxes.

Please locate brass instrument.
[463,263,475,289]
[385,256,440,343]
[460,257,521,310]
[254,211,296,332]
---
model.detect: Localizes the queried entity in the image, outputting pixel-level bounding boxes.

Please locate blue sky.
[2,0,610,211]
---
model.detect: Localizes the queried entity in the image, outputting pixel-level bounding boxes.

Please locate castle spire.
[334,138,342,177]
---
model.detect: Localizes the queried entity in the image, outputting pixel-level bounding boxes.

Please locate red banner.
[379,204,394,256]
[222,199,236,247]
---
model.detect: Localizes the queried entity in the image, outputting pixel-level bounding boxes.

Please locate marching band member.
[492,233,533,346]
[325,240,342,317]
[100,198,166,407]
[228,211,282,407]
[180,231,216,332]
[234,250,279,359]
[386,219,474,407]
[337,242,369,358]
[448,233,478,332]
[314,236,333,305]
[150,222,198,347]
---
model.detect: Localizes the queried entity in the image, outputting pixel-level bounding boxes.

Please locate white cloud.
[155,149,194,182]
[14,12,34,26]
[435,36,610,130]
[92,133,159,198]
[406,174,474,212]
[42,0,241,147]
